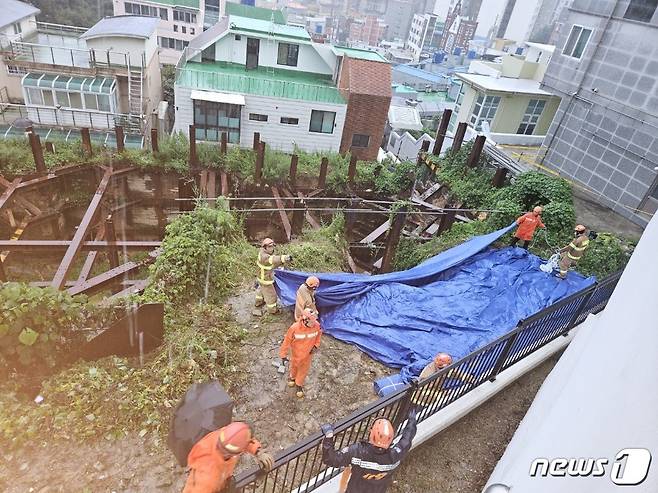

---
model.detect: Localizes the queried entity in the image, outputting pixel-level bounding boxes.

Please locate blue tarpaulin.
[275,224,595,380]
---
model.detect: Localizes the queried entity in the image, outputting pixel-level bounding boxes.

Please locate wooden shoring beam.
[0,218,30,263]
[51,169,114,290]
[271,186,292,241]
[206,171,216,199]
[0,240,162,252]
[0,177,21,214]
[76,225,106,284]
[67,250,159,296]
[360,219,390,244]
[220,171,229,197]
[0,176,41,216]
[298,192,320,230]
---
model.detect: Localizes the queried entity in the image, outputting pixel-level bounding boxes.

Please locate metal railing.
[35,21,89,36]
[231,271,623,492]
[0,103,143,133]
[8,41,145,70]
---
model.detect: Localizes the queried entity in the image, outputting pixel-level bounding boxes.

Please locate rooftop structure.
[174,13,391,159]
[0,13,164,142]
[450,42,560,146]
[392,64,451,92]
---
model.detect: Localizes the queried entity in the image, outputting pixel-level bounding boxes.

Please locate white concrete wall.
[85,36,150,67]
[475,0,509,38]
[210,34,335,75]
[489,132,546,145]
[503,0,542,43]
[113,0,203,64]
[173,85,347,153]
[1,14,38,41]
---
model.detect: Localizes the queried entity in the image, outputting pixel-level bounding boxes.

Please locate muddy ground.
[0,289,394,492]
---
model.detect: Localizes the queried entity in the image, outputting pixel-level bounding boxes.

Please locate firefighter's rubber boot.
[287,379,295,387]
[296,386,304,399]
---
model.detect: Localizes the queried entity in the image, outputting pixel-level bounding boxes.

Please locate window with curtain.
[309,110,335,133]
[277,43,299,67]
[194,100,241,143]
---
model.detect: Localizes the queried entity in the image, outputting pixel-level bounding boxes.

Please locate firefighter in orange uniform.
[510,206,545,249]
[279,308,322,399]
[183,421,274,493]
[295,276,320,320]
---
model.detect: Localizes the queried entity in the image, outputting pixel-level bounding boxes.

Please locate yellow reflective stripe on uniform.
[567,253,580,260]
[257,254,275,283]
[266,302,278,308]
[568,242,577,249]
[258,279,275,285]
[256,261,273,270]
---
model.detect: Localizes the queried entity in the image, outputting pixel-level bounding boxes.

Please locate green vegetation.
[0,134,420,197]
[31,0,113,27]
[394,147,634,277]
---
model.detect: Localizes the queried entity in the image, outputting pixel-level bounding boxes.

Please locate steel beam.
[271,186,292,241]
[432,108,452,156]
[51,169,114,289]
[67,250,159,296]
[0,177,21,214]
[0,240,161,251]
[76,225,105,284]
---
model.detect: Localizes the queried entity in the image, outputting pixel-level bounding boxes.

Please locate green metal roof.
[23,73,116,94]
[225,2,286,24]
[334,46,389,63]
[228,15,311,41]
[136,0,199,8]
[177,61,344,104]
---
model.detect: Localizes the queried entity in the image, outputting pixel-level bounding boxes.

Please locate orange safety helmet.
[306,276,320,289]
[433,352,452,369]
[369,418,395,449]
[217,421,253,456]
[261,238,275,247]
[301,308,317,323]
[575,224,586,233]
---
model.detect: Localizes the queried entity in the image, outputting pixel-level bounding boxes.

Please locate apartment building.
[439,0,477,55]
[173,13,391,159]
[451,42,560,145]
[407,13,441,61]
[0,0,40,103]
[348,15,387,46]
[0,13,162,145]
[538,0,658,226]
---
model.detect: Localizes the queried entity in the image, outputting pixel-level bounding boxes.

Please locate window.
[174,25,178,32]
[173,9,197,23]
[309,110,335,133]
[182,26,186,34]
[624,0,658,22]
[277,43,299,66]
[280,117,299,125]
[235,34,241,40]
[194,100,241,143]
[469,94,500,131]
[159,37,187,50]
[563,25,592,59]
[6,65,27,76]
[190,28,195,35]
[517,99,546,135]
[249,113,268,122]
[26,87,43,105]
[97,94,111,112]
[159,8,168,20]
[351,134,370,148]
[69,92,83,109]
[84,93,98,110]
[43,90,54,106]
[12,22,21,34]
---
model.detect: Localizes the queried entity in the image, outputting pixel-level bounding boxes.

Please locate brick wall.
[338,56,392,161]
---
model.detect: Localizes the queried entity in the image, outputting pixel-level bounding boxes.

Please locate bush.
[0,284,89,372]
[510,171,572,208]
[487,198,523,230]
[279,214,347,272]
[577,233,634,279]
[541,201,576,240]
[141,200,255,304]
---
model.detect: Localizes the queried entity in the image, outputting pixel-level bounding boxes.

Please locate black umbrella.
[168,380,234,466]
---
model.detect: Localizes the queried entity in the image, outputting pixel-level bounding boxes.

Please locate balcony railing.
[8,41,146,70]
[230,271,623,492]
[0,103,143,133]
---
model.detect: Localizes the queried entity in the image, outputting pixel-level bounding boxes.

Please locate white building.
[0,0,40,103]
[406,13,440,61]
[113,0,212,65]
[173,13,392,159]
